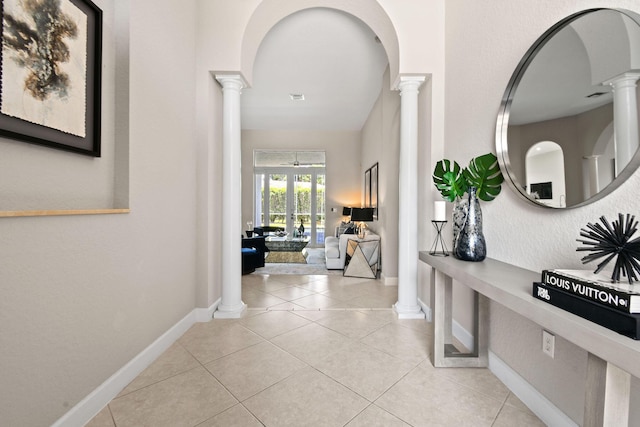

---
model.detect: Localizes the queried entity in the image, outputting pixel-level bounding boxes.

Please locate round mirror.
[496,8,640,208]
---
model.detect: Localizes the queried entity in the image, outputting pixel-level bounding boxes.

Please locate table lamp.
[350,207,374,238]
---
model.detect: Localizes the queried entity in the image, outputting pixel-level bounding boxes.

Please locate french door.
[254,168,326,247]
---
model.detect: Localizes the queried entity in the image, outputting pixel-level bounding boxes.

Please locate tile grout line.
[490,392,512,427]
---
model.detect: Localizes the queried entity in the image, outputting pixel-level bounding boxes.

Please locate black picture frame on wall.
[364,168,371,208]
[0,0,102,156]
[370,162,378,220]
[363,162,378,220]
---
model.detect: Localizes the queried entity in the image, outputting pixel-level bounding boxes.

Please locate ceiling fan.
[280,152,315,167]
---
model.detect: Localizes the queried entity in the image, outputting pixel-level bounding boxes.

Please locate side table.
[343,238,380,278]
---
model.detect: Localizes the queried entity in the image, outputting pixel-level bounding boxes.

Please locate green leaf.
[433,159,468,202]
[463,153,504,202]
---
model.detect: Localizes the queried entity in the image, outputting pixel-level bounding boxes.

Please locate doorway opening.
[525,141,566,207]
[253,150,326,247]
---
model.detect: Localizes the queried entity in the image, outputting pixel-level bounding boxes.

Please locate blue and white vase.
[454,187,486,261]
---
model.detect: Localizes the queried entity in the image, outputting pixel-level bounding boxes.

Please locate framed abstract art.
[0,0,102,156]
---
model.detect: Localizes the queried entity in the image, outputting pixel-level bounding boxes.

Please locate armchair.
[241,236,269,274]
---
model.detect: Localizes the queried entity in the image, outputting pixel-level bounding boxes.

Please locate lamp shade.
[350,207,374,222]
[342,207,352,216]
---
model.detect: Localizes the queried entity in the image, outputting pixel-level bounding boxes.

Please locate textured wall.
[444,0,640,423]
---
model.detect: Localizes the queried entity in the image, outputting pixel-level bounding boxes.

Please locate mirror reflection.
[497,9,640,208]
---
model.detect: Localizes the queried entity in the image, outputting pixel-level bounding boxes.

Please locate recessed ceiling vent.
[289,93,305,101]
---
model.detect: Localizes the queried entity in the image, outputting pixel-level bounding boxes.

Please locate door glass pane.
[255,174,265,227]
[269,174,287,228]
[254,166,325,246]
[293,174,311,237]
[316,173,326,244]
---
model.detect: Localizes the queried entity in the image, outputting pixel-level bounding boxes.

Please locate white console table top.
[418,252,640,379]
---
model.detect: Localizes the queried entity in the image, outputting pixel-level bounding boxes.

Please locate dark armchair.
[241,236,269,274]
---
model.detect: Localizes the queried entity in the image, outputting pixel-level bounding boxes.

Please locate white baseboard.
[52,298,221,427]
[453,319,474,352]
[417,297,432,321]
[419,300,473,351]
[489,351,578,427]
[380,273,398,286]
[195,298,220,322]
[406,303,576,426]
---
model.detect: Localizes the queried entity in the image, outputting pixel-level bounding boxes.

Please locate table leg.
[432,267,488,367]
[584,353,630,427]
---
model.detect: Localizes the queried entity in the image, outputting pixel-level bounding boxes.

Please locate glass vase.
[452,196,468,256]
[454,187,486,261]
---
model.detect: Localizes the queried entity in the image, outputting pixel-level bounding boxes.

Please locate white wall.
[361,67,401,280]
[443,0,640,424]
[0,1,200,425]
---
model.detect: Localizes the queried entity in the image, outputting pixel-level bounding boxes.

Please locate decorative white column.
[214,74,247,319]
[603,71,640,175]
[583,155,600,199]
[394,76,426,319]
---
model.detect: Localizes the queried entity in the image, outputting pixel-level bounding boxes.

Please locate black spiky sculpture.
[576,214,640,283]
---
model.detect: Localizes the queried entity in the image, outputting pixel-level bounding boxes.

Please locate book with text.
[533,282,640,340]
[541,269,640,314]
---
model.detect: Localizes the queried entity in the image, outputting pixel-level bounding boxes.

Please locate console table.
[419,252,640,427]
[344,238,380,278]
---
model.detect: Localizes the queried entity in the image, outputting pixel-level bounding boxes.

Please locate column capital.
[214,72,248,89]
[602,70,640,88]
[395,74,427,92]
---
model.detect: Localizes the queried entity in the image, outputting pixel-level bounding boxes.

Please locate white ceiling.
[241,8,389,131]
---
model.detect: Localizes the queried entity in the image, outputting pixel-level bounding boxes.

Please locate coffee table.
[265,236,310,263]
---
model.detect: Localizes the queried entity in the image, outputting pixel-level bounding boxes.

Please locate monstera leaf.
[463,153,504,202]
[433,159,468,202]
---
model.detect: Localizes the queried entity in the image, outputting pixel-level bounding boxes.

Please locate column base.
[393,302,426,319]
[213,302,247,319]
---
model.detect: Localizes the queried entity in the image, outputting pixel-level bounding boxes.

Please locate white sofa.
[325,231,380,269]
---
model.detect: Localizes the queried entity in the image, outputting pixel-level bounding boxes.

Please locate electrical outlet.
[542,330,555,358]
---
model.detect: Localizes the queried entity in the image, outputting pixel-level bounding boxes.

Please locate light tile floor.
[86,274,546,427]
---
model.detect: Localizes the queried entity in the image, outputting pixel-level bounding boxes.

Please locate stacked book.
[532,269,640,340]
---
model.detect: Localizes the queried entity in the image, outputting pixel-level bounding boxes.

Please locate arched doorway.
[214,0,424,319]
[525,141,566,207]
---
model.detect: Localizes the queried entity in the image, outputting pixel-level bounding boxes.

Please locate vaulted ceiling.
[241,8,389,131]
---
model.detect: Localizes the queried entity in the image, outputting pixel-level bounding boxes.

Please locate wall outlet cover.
[542,330,555,358]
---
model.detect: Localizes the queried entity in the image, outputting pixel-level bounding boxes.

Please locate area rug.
[256,248,342,275]
[265,251,308,264]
